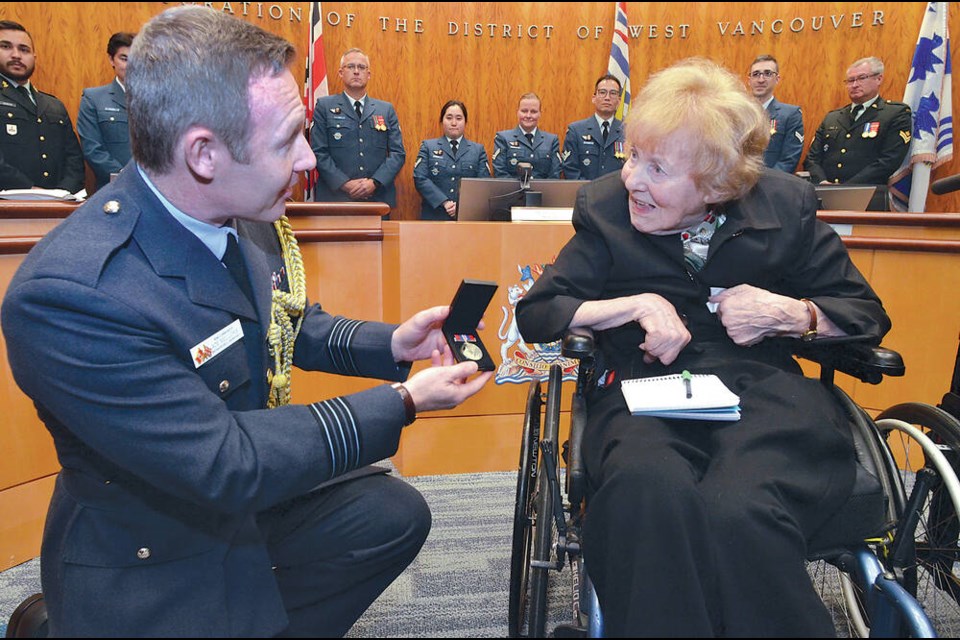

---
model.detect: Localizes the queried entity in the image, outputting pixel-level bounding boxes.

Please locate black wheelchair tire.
[509,381,543,638]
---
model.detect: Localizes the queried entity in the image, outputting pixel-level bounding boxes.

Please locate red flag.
[303,2,328,198]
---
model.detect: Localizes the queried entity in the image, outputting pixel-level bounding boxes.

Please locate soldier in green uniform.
[804,56,911,211]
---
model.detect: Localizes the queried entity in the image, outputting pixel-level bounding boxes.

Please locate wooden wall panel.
[2,3,960,216]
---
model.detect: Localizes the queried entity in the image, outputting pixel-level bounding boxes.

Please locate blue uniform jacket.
[1,167,414,637]
[492,127,561,179]
[310,93,406,209]
[413,137,490,219]
[0,80,83,192]
[76,79,132,190]
[561,116,625,180]
[763,98,804,173]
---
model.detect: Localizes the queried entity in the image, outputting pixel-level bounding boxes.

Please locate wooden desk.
[0,206,958,570]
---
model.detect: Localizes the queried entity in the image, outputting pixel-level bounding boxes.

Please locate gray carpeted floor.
[3,470,958,637]
[0,470,537,638]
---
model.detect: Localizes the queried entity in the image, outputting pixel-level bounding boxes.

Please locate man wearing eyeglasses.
[560,73,626,180]
[748,55,803,174]
[804,56,911,210]
[310,48,406,216]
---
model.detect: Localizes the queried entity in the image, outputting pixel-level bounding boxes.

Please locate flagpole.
[909,163,933,212]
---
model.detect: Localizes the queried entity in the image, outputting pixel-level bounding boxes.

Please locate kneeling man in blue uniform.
[2,7,491,637]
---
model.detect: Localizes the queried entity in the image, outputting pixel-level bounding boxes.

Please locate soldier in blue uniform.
[413,100,490,220]
[748,54,804,174]
[311,48,405,215]
[77,32,136,191]
[561,73,626,180]
[493,92,561,179]
[2,8,491,636]
[0,20,83,193]
[804,56,911,211]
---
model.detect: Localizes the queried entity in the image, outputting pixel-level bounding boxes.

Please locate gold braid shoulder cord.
[267,215,306,408]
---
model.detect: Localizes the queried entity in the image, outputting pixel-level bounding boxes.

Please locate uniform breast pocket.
[824,126,840,141]
[194,339,251,400]
[369,127,389,149]
[96,110,129,143]
[326,120,354,147]
[1,112,31,146]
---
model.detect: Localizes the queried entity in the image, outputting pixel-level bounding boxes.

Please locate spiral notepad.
[620,373,741,421]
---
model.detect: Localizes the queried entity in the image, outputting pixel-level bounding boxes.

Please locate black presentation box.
[442,279,499,371]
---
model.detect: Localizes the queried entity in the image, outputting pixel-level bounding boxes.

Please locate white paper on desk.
[706,287,726,313]
[621,373,741,421]
[0,188,85,201]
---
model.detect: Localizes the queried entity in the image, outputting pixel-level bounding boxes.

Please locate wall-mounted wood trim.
[819,212,960,227]
[841,237,960,253]
[0,200,391,220]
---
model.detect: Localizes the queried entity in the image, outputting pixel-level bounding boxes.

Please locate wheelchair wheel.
[509,367,565,638]
[509,381,542,638]
[876,402,960,636]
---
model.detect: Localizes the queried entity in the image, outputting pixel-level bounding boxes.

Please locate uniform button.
[43,171,49,177]
[359,138,364,143]
[109,117,115,121]
[6,112,11,118]
[41,153,47,159]
[219,380,230,394]
[840,149,846,154]
[359,166,364,171]
[845,133,852,139]
[451,164,456,169]
[837,163,843,168]
[103,200,120,214]
[449,188,455,193]
[37,118,42,124]
[359,152,364,157]
[137,547,151,560]
[104,480,111,485]
[39,135,45,141]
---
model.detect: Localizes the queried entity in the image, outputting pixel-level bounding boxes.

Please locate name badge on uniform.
[191,319,243,368]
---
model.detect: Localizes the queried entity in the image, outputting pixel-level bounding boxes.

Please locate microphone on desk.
[517,162,533,190]
[931,173,960,196]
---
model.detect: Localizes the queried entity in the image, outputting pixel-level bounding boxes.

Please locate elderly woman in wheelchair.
[514,58,893,637]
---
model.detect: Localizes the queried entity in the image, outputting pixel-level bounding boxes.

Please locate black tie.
[524,132,534,145]
[602,121,610,144]
[354,100,362,120]
[222,233,254,304]
[852,104,864,121]
[16,84,33,105]
[450,139,458,156]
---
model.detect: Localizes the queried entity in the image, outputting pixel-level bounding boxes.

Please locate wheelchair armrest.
[562,327,596,360]
[792,336,905,385]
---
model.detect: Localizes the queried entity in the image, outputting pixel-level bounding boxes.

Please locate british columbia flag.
[889,2,953,212]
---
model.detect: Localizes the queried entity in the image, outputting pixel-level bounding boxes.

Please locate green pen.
[681,370,693,399]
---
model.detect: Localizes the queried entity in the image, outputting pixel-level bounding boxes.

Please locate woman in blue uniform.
[413,100,490,220]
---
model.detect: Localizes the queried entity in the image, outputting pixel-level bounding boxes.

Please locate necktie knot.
[450,139,458,155]
[602,121,610,143]
[354,100,362,119]
[852,104,864,120]
[524,132,534,145]
[16,84,33,105]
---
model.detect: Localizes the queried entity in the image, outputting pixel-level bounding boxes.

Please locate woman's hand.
[572,294,691,365]
[709,284,809,346]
